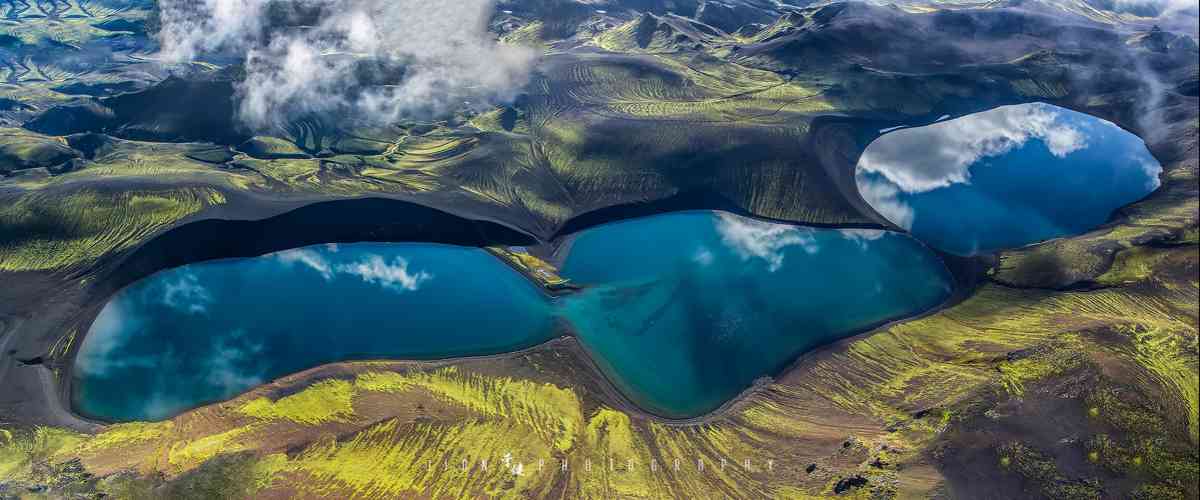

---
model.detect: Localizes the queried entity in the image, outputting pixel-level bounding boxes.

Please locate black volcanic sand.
[0,165,982,432]
[1,4,1197,433]
[2,84,1191,430]
[0,101,1144,431]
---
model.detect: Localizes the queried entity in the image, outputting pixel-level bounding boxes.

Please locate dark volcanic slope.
[26,77,248,144]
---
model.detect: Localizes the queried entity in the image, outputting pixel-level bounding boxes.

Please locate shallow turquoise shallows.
[855,102,1162,256]
[74,243,557,421]
[559,211,953,418]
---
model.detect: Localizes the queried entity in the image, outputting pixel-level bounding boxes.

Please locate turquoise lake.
[73,243,556,421]
[559,211,953,418]
[75,212,954,421]
[855,102,1162,256]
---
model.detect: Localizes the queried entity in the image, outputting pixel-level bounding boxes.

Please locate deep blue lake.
[75,212,954,421]
[73,243,556,421]
[559,212,953,418]
[855,102,1162,256]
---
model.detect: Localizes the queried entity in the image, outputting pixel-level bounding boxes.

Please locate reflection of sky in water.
[78,212,954,422]
[74,243,555,421]
[559,212,952,418]
[856,103,1161,255]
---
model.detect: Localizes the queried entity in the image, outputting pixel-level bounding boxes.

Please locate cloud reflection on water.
[858,103,1088,194]
[273,248,433,292]
[714,213,818,271]
[855,102,1162,255]
[159,271,212,314]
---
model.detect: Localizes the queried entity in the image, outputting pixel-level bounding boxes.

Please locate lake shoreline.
[70,208,981,424]
[7,91,1182,431]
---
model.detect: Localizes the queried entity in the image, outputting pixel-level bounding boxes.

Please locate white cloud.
[205,332,266,397]
[692,247,714,266]
[1112,0,1199,20]
[76,301,155,376]
[1042,123,1087,157]
[139,393,191,421]
[156,0,537,128]
[160,271,212,314]
[714,213,817,272]
[337,254,432,292]
[274,247,335,280]
[1134,155,1164,191]
[76,303,125,376]
[854,174,915,230]
[157,0,271,61]
[276,246,441,293]
[837,228,887,249]
[858,103,1087,194]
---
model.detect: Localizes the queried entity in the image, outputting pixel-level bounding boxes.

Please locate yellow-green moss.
[75,421,174,456]
[236,379,356,425]
[265,419,559,499]
[167,425,260,471]
[354,367,583,452]
[0,427,86,480]
[0,187,222,271]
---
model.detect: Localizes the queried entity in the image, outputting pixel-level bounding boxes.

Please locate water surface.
[76,212,956,422]
[74,243,555,421]
[559,212,953,418]
[856,103,1161,255]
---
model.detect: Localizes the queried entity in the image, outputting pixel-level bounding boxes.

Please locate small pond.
[559,211,953,418]
[74,243,556,421]
[855,102,1161,255]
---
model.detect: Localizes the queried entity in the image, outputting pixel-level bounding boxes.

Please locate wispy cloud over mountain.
[156,0,536,128]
